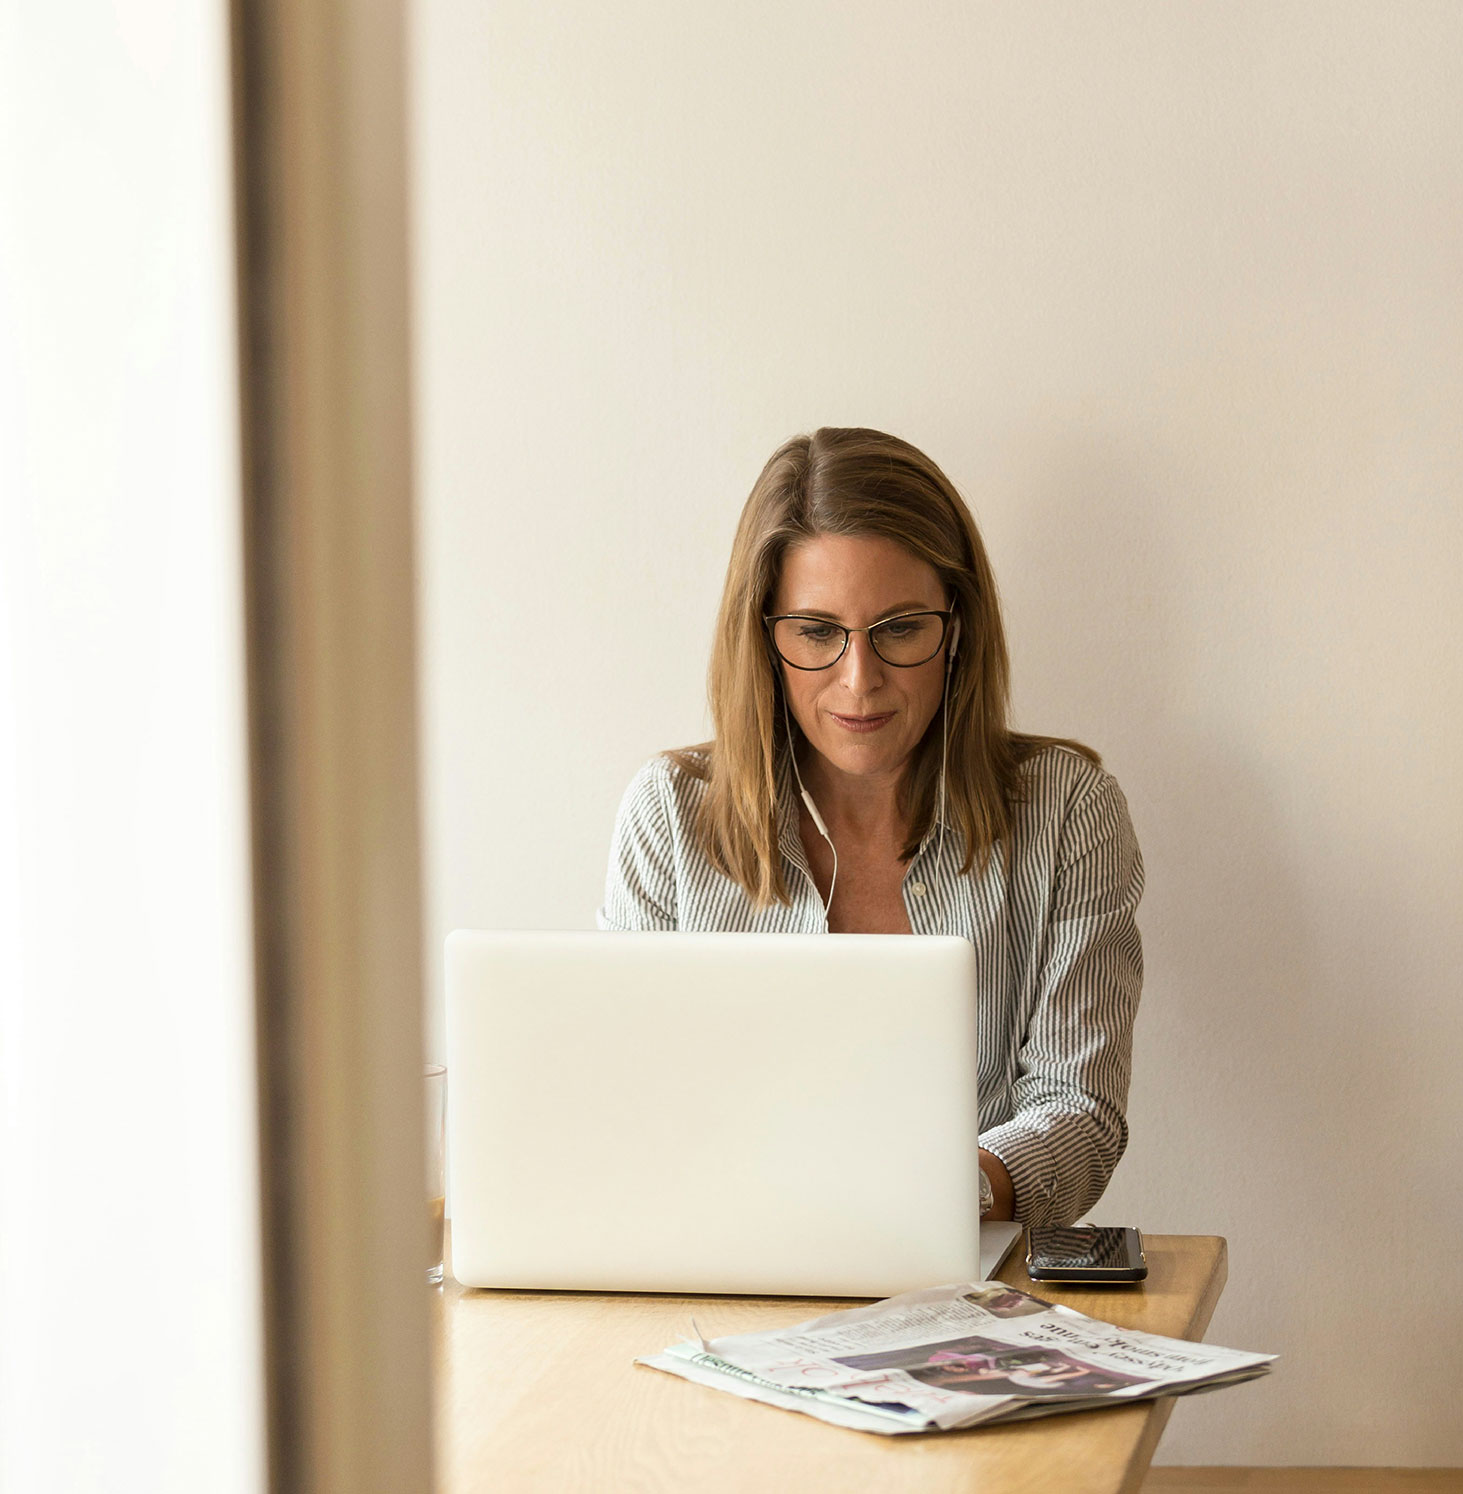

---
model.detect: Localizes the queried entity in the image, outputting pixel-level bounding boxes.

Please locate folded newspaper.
[639,1280,1275,1435]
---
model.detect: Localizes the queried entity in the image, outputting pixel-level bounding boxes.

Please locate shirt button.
[911,882,927,897]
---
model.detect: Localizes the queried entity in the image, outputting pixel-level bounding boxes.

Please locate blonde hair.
[670,426,1098,908]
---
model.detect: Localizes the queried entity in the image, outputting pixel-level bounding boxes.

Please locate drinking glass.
[425,1063,446,1285]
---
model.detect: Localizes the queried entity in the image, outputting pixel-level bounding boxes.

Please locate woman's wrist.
[978,1148,1015,1222]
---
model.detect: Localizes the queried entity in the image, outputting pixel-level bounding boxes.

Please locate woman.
[597,426,1143,1229]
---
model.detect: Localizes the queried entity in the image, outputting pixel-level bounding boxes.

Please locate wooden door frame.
[231,0,433,1487]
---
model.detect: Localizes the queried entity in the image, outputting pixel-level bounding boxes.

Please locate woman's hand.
[979,1148,1016,1221]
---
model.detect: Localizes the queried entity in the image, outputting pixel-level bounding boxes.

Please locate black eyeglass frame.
[762,608,954,671]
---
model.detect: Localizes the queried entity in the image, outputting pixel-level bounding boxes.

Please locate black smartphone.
[1025,1225,1147,1283]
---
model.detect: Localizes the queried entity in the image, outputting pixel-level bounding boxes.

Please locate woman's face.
[769,533,951,786]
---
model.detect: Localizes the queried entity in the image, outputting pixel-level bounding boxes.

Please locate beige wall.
[412,0,1463,1464]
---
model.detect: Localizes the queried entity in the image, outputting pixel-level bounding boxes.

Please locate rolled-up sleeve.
[596,759,679,931]
[980,773,1144,1227]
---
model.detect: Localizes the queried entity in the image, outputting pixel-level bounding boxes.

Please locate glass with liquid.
[425,1063,446,1285]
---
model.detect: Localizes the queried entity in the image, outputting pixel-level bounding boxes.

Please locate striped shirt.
[596,743,1144,1228]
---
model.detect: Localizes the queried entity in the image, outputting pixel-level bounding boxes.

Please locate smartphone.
[1025,1225,1147,1283]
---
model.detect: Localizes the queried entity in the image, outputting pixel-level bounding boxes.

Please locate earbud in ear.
[947,616,961,669]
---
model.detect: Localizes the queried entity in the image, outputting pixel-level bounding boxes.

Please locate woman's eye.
[796,624,837,640]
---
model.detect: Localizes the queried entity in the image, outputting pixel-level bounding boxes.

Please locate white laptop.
[445,929,1021,1296]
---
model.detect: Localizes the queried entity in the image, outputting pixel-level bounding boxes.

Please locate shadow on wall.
[992,429,1444,1458]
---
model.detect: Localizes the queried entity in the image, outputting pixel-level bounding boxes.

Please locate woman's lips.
[829,711,894,733]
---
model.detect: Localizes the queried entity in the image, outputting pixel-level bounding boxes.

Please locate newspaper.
[638,1280,1275,1435]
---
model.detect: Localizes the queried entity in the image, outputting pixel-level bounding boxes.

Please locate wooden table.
[433,1233,1227,1494]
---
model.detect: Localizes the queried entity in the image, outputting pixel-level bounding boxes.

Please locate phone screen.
[1028,1226,1139,1271]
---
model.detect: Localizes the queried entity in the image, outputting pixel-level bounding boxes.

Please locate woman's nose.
[838,630,886,693]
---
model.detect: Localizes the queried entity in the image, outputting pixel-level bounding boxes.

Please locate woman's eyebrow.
[874,601,939,617]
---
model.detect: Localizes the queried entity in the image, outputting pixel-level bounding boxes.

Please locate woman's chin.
[811,738,910,779]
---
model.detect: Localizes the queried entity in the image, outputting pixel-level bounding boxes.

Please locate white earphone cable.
[940,608,959,864]
[939,664,951,864]
[781,690,838,921]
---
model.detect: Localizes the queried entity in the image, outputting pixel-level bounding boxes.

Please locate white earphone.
[800,784,831,841]
[781,691,839,918]
[938,613,960,860]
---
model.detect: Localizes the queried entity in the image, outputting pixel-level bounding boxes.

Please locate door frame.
[231,0,434,1487]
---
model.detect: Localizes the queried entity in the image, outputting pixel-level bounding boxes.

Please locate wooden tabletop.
[433,1233,1228,1494]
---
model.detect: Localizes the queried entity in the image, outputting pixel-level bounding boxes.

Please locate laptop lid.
[446,929,1012,1296]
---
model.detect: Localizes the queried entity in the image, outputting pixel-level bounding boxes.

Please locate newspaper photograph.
[639,1280,1275,1435]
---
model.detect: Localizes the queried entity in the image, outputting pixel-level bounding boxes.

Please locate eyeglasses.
[763,609,953,671]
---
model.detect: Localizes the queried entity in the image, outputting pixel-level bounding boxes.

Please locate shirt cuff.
[980,1119,1062,1228]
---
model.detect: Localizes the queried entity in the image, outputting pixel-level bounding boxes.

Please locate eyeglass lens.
[771,613,946,670]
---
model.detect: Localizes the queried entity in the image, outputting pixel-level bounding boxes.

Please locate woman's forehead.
[773,533,945,615]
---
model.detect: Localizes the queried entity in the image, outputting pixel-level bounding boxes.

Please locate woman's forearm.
[979,1147,1015,1221]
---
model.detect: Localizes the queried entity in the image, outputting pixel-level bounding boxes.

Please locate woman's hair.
[670,426,1098,908]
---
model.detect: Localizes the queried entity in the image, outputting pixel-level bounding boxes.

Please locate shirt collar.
[775,747,956,870]
[774,749,810,873]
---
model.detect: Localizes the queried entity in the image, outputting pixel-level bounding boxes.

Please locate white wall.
[0,3,266,1490]
[412,0,1463,1464]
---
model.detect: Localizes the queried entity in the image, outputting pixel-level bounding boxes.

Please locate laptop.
[445,929,1022,1296]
